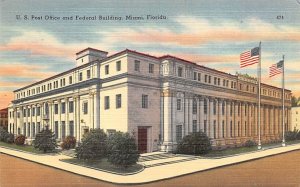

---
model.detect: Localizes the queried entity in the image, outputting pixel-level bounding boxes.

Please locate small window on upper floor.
[105,65,109,75]
[178,67,183,77]
[193,72,197,80]
[134,60,140,72]
[198,73,201,81]
[149,64,154,74]
[69,76,72,84]
[116,61,121,71]
[87,70,91,79]
[79,72,83,81]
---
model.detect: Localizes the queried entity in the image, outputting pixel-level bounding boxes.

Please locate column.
[209,98,214,139]
[65,98,69,136]
[234,102,238,137]
[95,90,100,128]
[241,102,245,137]
[184,93,189,135]
[270,106,273,135]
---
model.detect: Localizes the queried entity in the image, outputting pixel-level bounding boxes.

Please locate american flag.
[240,47,260,68]
[269,60,283,77]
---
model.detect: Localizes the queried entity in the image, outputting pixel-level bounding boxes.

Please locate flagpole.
[258,41,262,150]
[282,55,286,147]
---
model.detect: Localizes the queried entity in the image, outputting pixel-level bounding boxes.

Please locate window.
[32,108,35,116]
[192,120,197,133]
[205,75,208,82]
[177,99,181,110]
[134,60,140,71]
[230,103,233,116]
[105,65,109,75]
[204,120,207,134]
[69,101,74,113]
[116,94,121,108]
[204,99,208,114]
[223,80,226,86]
[178,67,183,77]
[222,120,225,138]
[176,125,182,142]
[83,102,88,114]
[37,122,40,133]
[54,121,58,139]
[54,104,58,114]
[198,73,201,81]
[218,78,220,85]
[213,120,216,139]
[69,121,74,137]
[142,95,148,108]
[79,72,83,81]
[63,78,65,86]
[32,123,35,137]
[149,64,154,73]
[193,72,197,80]
[238,103,240,116]
[37,107,40,116]
[116,61,121,71]
[230,121,233,137]
[222,102,225,115]
[213,100,217,115]
[105,96,110,110]
[27,123,31,137]
[61,102,66,114]
[27,109,30,117]
[69,76,72,84]
[208,76,211,83]
[23,123,26,136]
[87,70,91,79]
[61,121,66,139]
[192,99,197,114]
[214,77,217,85]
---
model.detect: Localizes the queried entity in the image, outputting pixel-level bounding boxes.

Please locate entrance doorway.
[138,127,148,153]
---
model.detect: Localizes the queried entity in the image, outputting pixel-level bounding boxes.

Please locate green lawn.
[203,140,300,158]
[61,158,144,174]
[0,141,42,154]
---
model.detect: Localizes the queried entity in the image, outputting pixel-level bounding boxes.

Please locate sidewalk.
[1,144,300,184]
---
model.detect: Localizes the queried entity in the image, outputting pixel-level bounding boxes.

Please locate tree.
[33,128,57,153]
[177,131,212,155]
[15,134,26,145]
[291,96,298,107]
[107,131,140,168]
[75,129,107,160]
[0,126,8,142]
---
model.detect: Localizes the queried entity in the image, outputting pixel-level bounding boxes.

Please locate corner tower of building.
[76,48,108,66]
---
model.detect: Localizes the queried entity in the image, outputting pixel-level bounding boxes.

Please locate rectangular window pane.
[116,94,121,108]
[69,101,74,113]
[105,96,110,109]
[105,65,109,75]
[69,76,72,84]
[83,102,88,114]
[134,60,140,71]
[149,63,154,73]
[69,121,74,137]
[54,104,58,114]
[192,120,197,133]
[87,70,91,79]
[61,121,66,139]
[116,61,121,71]
[177,99,181,110]
[142,95,148,108]
[61,102,65,114]
[176,125,182,142]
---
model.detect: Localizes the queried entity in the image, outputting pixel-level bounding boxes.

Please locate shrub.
[15,135,26,145]
[61,136,76,150]
[75,129,107,160]
[107,132,140,168]
[0,127,8,142]
[244,140,256,147]
[5,133,14,143]
[285,130,298,141]
[33,128,57,153]
[177,131,212,155]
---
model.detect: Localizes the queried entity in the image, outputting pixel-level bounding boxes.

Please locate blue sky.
[0,0,299,108]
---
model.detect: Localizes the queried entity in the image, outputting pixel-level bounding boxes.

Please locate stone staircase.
[138,152,200,168]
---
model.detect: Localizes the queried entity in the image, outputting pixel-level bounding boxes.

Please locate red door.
[138,128,147,153]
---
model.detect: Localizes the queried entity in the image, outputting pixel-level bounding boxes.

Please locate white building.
[291,107,300,131]
[8,48,292,153]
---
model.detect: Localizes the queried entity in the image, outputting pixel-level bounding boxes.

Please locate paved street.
[1,150,300,187]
